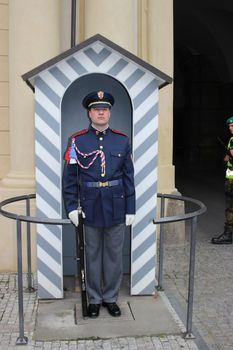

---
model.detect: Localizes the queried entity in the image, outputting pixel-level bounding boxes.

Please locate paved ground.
[163,167,232,350]
[34,292,180,340]
[0,273,198,350]
[0,167,231,349]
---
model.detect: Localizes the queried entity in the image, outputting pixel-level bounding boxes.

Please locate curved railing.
[0,193,206,344]
[155,193,206,340]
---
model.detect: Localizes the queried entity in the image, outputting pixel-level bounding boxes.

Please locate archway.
[61,73,133,283]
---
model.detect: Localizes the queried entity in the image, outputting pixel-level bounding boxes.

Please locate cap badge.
[97,91,104,99]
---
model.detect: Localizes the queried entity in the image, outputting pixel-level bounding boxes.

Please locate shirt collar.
[91,124,109,132]
[90,124,109,135]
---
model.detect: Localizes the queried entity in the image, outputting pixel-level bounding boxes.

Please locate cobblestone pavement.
[0,273,199,350]
[162,168,233,350]
[164,238,233,350]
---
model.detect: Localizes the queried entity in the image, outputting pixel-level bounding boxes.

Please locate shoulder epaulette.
[71,128,89,139]
[111,129,128,137]
[64,129,89,163]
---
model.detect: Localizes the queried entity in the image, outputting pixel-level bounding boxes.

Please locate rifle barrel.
[76,212,88,318]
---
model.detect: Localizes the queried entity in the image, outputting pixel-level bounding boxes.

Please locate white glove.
[68,210,79,227]
[68,210,86,227]
[126,214,135,226]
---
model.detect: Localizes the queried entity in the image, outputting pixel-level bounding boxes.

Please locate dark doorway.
[174,0,233,172]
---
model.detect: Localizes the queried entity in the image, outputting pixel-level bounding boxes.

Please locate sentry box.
[22,34,172,299]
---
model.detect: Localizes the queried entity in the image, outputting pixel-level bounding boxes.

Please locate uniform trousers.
[84,223,125,304]
[225,178,233,233]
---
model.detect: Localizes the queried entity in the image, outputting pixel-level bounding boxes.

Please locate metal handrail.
[0,194,71,345]
[156,193,206,223]
[0,194,70,224]
[154,193,206,339]
[0,193,206,344]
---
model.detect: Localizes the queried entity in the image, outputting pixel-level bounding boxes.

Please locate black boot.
[211,231,232,244]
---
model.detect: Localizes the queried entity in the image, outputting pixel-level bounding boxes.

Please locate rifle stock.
[76,208,88,318]
[217,136,233,159]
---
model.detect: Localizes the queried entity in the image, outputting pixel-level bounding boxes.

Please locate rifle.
[75,206,88,318]
[217,136,233,159]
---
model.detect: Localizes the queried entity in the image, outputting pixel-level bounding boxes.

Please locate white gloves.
[126,214,135,226]
[68,210,79,227]
[68,210,85,227]
[69,211,135,227]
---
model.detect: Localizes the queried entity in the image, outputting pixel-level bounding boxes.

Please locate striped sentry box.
[23,35,171,299]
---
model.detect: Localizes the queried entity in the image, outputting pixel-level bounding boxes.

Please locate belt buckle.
[99,181,109,187]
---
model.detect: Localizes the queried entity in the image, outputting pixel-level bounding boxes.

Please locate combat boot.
[211,231,232,244]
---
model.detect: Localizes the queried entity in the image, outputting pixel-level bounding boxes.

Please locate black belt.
[83,179,122,188]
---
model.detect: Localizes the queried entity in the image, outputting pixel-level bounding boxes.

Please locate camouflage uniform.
[224,179,233,234]
[212,126,233,244]
[224,136,233,234]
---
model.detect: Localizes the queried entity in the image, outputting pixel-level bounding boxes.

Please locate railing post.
[25,197,35,292]
[184,216,197,339]
[157,195,165,291]
[16,219,28,345]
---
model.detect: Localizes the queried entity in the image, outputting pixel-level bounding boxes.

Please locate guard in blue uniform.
[63,90,136,318]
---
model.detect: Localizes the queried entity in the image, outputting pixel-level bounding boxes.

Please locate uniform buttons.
[100,145,103,150]
[99,137,103,141]
[118,154,121,157]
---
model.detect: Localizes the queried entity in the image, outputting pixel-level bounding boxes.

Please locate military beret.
[82,90,114,110]
[226,116,233,125]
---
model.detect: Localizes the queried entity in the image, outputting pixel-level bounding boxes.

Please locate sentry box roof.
[22,34,172,91]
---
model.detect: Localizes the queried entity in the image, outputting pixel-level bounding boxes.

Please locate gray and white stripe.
[34,40,159,298]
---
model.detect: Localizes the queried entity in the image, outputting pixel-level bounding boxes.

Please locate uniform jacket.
[226,136,233,179]
[62,125,135,227]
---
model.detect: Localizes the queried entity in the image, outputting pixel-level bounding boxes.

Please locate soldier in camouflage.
[211,116,233,244]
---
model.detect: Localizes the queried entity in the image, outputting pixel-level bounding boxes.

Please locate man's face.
[229,123,233,134]
[89,107,111,128]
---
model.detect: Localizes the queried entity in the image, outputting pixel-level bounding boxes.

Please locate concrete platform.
[33,290,180,341]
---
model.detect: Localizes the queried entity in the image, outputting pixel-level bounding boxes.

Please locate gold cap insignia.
[97,91,104,99]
